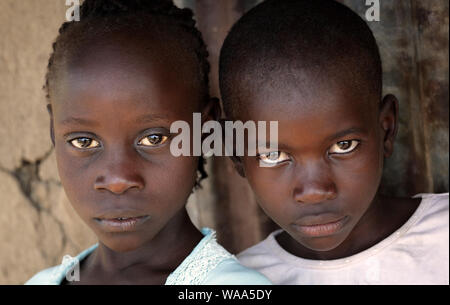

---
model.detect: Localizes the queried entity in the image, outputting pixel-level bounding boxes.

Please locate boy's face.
[50,33,204,252]
[234,73,397,253]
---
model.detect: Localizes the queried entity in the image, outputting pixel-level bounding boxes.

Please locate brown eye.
[70,137,100,149]
[338,141,352,150]
[329,140,360,154]
[138,134,168,146]
[257,151,290,166]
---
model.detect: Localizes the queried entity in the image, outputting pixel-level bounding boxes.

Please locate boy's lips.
[291,215,349,237]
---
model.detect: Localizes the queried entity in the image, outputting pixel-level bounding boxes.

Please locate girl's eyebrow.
[59,117,98,127]
[59,113,170,126]
[135,113,170,124]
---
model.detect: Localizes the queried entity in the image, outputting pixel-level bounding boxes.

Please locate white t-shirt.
[238,193,449,285]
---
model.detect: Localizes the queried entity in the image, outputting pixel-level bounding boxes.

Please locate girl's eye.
[138,134,168,147]
[329,140,360,154]
[70,137,100,149]
[257,151,290,165]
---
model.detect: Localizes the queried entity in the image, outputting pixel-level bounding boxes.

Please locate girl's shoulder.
[24,244,98,285]
[166,228,271,285]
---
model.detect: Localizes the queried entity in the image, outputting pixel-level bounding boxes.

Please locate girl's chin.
[99,234,149,253]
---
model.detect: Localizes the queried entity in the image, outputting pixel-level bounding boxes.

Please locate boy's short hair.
[219,0,382,119]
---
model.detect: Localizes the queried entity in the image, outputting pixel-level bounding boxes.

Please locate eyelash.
[257,151,291,166]
[328,140,361,155]
[67,133,169,150]
[257,139,361,166]
[68,137,101,150]
[137,134,169,147]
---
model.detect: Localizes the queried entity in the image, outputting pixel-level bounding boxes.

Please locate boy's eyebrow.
[326,127,366,142]
[256,128,367,152]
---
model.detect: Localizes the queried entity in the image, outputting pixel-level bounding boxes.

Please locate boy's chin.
[292,232,349,253]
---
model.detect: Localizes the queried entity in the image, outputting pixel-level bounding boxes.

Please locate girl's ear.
[47,104,55,147]
[379,94,398,158]
[201,97,222,122]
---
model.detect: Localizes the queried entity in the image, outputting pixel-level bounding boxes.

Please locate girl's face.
[51,34,204,252]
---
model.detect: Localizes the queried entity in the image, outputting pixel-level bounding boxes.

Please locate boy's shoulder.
[237,230,283,271]
[413,192,448,211]
[166,227,271,285]
[409,192,449,233]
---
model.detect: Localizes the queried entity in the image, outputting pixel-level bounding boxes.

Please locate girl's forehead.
[52,37,201,112]
[52,59,201,127]
[65,30,198,81]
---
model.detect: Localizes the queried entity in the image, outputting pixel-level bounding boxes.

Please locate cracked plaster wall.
[0,0,97,284]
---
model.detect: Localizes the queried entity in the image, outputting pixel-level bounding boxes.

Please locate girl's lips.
[94,215,150,233]
[292,216,349,237]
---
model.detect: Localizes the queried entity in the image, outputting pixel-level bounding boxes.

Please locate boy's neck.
[276,194,421,260]
[74,209,203,284]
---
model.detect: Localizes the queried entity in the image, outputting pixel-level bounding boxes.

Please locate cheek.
[333,142,384,211]
[55,144,85,193]
[54,144,99,219]
[54,144,198,218]
[243,159,291,222]
[152,155,198,201]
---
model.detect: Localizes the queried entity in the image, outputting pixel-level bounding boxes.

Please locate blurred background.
[0,0,448,284]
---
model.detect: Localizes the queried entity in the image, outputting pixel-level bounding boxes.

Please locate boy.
[219,0,448,284]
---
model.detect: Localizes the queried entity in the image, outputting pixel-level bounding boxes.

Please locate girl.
[26,0,270,285]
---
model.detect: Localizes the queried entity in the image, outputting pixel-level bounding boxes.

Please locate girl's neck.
[81,209,203,284]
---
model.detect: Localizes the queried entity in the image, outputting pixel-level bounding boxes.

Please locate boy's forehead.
[235,70,378,124]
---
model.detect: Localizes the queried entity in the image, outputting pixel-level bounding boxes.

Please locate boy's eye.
[329,140,360,154]
[138,134,168,147]
[69,137,100,149]
[257,151,290,165]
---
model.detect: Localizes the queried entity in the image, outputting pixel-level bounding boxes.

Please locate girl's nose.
[94,175,144,195]
[94,151,145,194]
[293,163,337,204]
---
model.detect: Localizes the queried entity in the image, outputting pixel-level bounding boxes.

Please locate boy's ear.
[201,97,222,122]
[47,104,55,147]
[379,94,398,158]
[230,155,246,178]
[219,118,246,178]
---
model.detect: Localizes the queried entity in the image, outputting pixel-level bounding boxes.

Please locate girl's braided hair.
[46,0,210,188]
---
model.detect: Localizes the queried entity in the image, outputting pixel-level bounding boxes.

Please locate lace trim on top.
[165,228,235,285]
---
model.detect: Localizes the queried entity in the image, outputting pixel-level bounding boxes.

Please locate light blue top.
[25,228,271,285]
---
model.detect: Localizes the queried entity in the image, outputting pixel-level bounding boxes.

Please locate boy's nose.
[293,164,337,204]
[94,151,145,195]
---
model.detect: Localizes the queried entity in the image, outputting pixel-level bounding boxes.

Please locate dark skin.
[48,28,219,284]
[230,70,420,260]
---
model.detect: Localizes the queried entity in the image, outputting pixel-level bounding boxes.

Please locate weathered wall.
[0,0,448,284]
[0,0,97,285]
